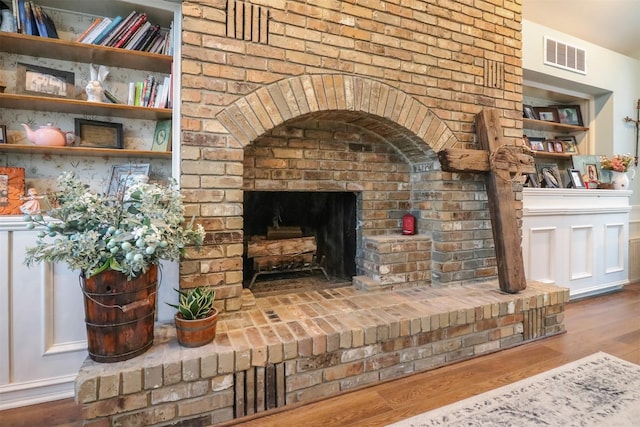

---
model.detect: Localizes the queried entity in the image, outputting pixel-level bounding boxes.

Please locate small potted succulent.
[168,286,219,347]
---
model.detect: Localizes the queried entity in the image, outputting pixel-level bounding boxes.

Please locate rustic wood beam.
[475,109,527,293]
[438,148,536,175]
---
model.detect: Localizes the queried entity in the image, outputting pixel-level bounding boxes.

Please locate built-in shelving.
[523,118,588,133]
[0,32,172,73]
[0,143,171,158]
[0,93,171,120]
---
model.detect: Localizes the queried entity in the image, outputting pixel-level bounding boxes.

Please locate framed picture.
[585,163,599,182]
[533,107,559,123]
[572,155,600,179]
[151,120,172,152]
[553,140,564,153]
[528,136,545,151]
[75,119,124,149]
[554,105,584,127]
[524,172,539,188]
[107,164,150,197]
[568,168,586,188]
[537,163,562,188]
[0,125,6,143]
[0,167,25,215]
[546,140,555,153]
[523,105,538,120]
[556,135,578,153]
[16,63,75,99]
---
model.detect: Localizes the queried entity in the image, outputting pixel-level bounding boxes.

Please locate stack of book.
[12,0,59,38]
[127,74,172,109]
[76,10,172,55]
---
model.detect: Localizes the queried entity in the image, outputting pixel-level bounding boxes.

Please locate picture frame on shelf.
[524,172,539,188]
[537,163,562,188]
[16,63,75,99]
[0,167,25,215]
[533,107,559,123]
[523,105,538,120]
[151,120,172,152]
[107,164,150,197]
[567,168,586,188]
[528,136,545,151]
[556,135,578,153]
[75,119,124,149]
[572,155,600,180]
[585,163,599,182]
[546,140,555,153]
[553,139,564,153]
[554,105,584,127]
[0,125,6,143]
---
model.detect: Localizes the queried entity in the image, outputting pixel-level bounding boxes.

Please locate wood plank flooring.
[1,283,638,427]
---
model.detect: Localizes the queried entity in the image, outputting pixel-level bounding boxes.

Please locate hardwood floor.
[1,283,638,427]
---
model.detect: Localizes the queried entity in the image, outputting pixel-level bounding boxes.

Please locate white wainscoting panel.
[604,223,624,273]
[527,227,557,283]
[0,221,87,410]
[569,225,593,280]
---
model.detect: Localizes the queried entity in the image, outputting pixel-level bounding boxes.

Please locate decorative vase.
[610,169,635,190]
[174,309,219,348]
[81,265,158,363]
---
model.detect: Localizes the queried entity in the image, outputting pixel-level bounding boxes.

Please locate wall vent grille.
[544,36,586,75]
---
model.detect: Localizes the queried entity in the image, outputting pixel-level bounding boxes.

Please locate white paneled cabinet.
[0,218,86,409]
[522,189,631,298]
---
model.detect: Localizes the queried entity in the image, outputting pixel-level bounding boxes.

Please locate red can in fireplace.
[402,213,415,235]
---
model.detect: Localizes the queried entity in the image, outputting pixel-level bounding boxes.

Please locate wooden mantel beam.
[438,148,536,175]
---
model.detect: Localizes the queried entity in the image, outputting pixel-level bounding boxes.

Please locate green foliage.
[23,171,205,279]
[167,287,215,320]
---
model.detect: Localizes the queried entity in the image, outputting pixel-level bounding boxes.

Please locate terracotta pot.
[81,265,157,363]
[174,309,219,347]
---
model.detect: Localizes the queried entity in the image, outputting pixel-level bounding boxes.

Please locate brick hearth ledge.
[75,281,568,426]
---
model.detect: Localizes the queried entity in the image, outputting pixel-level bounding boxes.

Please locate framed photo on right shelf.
[555,135,578,153]
[533,107,559,123]
[553,105,584,127]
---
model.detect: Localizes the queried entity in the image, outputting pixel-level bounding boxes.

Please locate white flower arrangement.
[24,171,205,279]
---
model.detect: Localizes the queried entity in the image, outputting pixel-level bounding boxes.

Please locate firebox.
[243,191,357,287]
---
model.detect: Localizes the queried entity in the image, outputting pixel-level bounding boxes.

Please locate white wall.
[523,19,640,238]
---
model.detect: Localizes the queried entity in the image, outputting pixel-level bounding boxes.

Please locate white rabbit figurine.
[86,64,109,102]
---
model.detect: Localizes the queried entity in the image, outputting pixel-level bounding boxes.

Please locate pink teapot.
[22,122,75,146]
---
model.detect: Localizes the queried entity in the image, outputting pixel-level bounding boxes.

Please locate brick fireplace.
[74,2,569,426]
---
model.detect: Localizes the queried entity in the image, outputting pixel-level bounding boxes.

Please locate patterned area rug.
[389,352,640,427]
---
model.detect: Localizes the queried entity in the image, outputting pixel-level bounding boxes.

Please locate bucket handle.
[79,275,157,313]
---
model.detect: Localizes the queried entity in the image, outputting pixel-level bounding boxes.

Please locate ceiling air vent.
[544,36,586,75]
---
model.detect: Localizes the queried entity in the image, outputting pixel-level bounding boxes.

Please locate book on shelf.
[82,17,111,44]
[122,21,150,50]
[91,15,121,45]
[100,10,137,47]
[151,120,171,152]
[22,0,37,36]
[42,7,58,38]
[133,81,144,106]
[17,0,26,34]
[75,17,101,42]
[134,24,160,51]
[32,3,47,37]
[112,13,147,49]
[104,89,123,104]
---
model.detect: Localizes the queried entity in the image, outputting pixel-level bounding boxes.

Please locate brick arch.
[215,74,459,163]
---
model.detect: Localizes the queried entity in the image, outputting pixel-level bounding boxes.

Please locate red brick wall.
[179,0,523,310]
